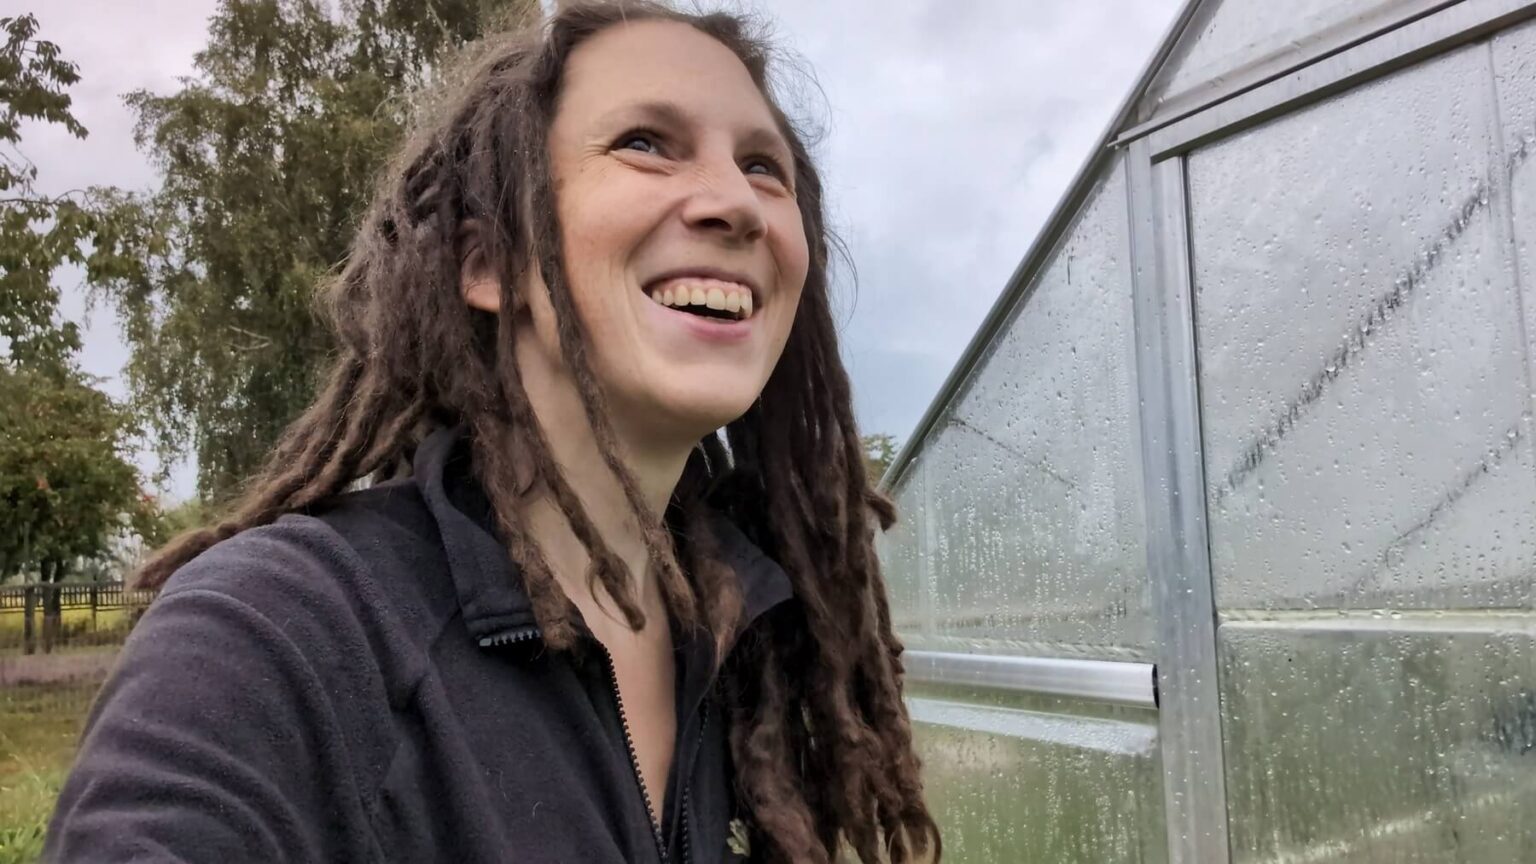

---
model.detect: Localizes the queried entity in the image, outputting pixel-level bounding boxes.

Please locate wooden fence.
[0,583,156,656]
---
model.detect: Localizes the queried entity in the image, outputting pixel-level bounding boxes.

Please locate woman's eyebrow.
[738,126,794,165]
[598,99,691,131]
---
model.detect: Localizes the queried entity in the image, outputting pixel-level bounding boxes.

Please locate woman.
[47,3,942,862]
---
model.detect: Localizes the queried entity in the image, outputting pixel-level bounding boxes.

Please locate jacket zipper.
[680,700,707,864]
[481,626,692,864]
[681,784,693,864]
[593,640,670,863]
[477,627,542,649]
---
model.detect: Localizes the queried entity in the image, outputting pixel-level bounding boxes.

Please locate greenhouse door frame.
[1122,1,1536,863]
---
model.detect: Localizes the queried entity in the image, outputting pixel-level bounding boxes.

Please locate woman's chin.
[646,392,759,442]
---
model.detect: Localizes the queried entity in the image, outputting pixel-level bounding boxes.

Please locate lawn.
[0,608,133,655]
[0,680,100,863]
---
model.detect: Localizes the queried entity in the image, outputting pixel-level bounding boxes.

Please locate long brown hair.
[137,3,940,861]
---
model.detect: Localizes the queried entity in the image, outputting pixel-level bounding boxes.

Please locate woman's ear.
[459,220,502,314]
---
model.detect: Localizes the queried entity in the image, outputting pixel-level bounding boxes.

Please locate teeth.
[646,279,756,320]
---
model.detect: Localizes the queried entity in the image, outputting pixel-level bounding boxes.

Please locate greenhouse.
[879,1,1536,861]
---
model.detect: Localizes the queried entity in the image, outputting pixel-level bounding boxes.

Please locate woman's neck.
[515,341,691,615]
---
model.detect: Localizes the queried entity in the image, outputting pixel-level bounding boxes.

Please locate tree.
[0,366,152,643]
[863,433,899,485]
[0,368,146,579]
[1,14,149,364]
[96,0,536,503]
[141,498,207,548]
[0,14,158,648]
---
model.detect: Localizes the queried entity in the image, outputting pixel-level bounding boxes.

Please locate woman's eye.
[615,131,661,155]
[744,156,788,180]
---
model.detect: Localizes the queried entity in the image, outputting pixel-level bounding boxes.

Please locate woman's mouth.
[646,277,755,321]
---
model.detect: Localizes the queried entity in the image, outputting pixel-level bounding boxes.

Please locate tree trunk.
[22,585,36,656]
[41,560,63,653]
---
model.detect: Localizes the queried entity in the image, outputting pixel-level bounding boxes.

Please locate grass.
[0,609,133,655]
[0,601,141,861]
[0,681,100,863]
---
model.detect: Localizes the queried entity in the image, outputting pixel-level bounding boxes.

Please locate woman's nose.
[679,156,767,244]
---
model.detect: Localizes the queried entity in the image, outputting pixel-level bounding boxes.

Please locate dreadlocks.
[135,3,941,861]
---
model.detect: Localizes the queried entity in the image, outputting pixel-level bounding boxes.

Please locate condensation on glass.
[1218,620,1535,862]
[1187,31,1536,863]
[906,688,1166,864]
[879,156,1163,862]
[877,460,929,636]
[1499,19,1536,391]
[1145,0,1429,115]
[1191,42,1534,613]
[883,157,1150,660]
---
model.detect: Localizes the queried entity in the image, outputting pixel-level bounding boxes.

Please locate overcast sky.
[23,0,1180,500]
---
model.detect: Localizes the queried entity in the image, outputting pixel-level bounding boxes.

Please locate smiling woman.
[44,3,940,864]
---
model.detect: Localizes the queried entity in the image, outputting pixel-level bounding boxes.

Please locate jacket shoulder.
[159,479,457,696]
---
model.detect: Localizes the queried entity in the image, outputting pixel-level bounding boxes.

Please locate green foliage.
[0,13,86,371]
[0,680,99,856]
[863,432,899,484]
[0,14,157,585]
[0,822,45,864]
[0,14,83,138]
[96,0,536,502]
[138,497,205,549]
[0,366,150,584]
[0,14,155,372]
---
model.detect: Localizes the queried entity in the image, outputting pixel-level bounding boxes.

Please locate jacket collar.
[413,424,794,645]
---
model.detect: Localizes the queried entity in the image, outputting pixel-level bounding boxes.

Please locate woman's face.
[538,20,809,446]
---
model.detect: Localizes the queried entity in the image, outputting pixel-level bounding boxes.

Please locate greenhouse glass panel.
[1218,620,1536,862]
[907,687,1166,864]
[1187,32,1536,864]
[878,463,930,636]
[1188,44,1536,612]
[892,159,1150,659]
